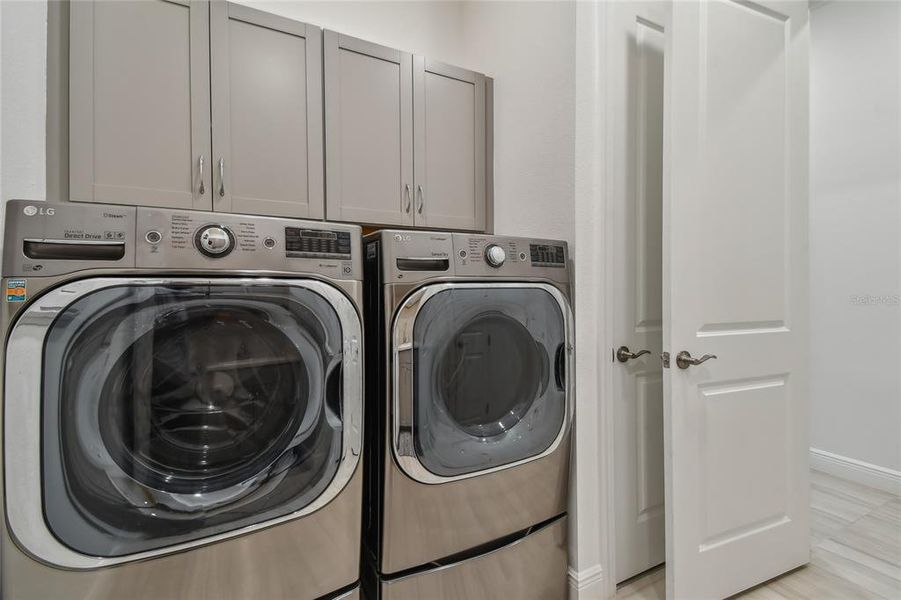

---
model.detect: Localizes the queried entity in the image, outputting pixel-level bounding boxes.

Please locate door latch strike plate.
[661,351,670,368]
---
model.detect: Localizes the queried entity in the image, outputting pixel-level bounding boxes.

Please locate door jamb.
[571,1,618,598]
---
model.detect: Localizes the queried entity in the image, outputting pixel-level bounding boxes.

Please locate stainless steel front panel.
[135,207,361,279]
[371,229,570,286]
[1,469,363,600]
[366,230,573,576]
[2,201,137,278]
[5,277,363,569]
[380,517,568,600]
[381,434,569,574]
[3,200,362,280]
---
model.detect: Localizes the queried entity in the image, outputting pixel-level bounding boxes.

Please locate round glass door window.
[41,284,349,557]
[410,286,567,477]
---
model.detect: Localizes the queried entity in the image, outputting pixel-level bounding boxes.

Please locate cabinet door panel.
[211,3,323,218]
[413,58,486,231]
[70,0,211,210]
[324,32,414,226]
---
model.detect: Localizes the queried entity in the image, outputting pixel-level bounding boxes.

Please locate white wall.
[0,0,48,238]
[809,1,901,473]
[460,1,575,245]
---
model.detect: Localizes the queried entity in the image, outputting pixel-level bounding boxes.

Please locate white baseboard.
[568,564,606,600]
[810,448,901,495]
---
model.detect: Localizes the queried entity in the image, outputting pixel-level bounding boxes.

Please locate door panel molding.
[662,1,809,597]
[413,57,486,231]
[324,31,414,226]
[210,2,323,218]
[69,0,212,210]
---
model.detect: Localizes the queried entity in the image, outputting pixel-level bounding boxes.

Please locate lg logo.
[23,205,55,217]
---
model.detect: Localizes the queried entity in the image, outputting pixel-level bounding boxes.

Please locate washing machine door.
[392,282,572,483]
[4,278,362,568]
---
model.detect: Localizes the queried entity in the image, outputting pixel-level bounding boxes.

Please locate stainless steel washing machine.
[362,230,573,599]
[1,200,363,600]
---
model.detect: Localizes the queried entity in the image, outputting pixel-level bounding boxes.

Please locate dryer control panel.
[453,234,569,282]
[368,229,570,286]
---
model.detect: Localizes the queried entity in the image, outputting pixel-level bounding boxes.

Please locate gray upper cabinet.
[210,3,323,218]
[69,0,212,210]
[67,5,490,227]
[323,32,488,231]
[413,57,486,232]
[324,31,414,227]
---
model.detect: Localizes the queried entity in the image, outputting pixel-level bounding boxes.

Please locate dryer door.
[392,283,572,483]
[4,278,362,568]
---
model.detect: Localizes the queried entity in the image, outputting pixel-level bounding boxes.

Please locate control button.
[195,225,234,257]
[519,252,527,261]
[485,244,506,268]
[145,230,162,244]
[459,249,467,258]
[263,237,277,249]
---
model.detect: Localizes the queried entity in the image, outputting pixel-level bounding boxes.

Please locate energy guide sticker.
[6,280,26,302]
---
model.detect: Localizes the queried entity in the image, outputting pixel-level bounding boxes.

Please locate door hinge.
[661,351,670,368]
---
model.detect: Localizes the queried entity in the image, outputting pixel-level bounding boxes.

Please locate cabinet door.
[324,31,414,226]
[210,3,323,218]
[413,57,486,231]
[70,0,212,210]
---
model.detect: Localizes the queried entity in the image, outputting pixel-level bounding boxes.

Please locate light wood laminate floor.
[616,470,901,599]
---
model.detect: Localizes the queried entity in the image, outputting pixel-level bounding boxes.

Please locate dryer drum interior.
[41,283,346,557]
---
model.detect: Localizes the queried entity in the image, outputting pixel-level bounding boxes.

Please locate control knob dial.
[195,225,235,257]
[484,244,506,268]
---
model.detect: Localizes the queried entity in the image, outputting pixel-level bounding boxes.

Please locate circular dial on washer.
[484,244,506,268]
[195,225,235,257]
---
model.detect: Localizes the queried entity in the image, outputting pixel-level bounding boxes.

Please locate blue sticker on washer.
[6,279,26,302]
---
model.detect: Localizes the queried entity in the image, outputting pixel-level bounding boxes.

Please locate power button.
[145,230,162,244]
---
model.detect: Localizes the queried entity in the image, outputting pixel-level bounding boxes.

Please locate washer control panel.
[135,207,362,279]
[195,225,235,257]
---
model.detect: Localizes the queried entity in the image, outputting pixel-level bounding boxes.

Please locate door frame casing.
[570,1,617,598]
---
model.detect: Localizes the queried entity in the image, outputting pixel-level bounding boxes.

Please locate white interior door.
[611,0,669,584]
[662,1,809,598]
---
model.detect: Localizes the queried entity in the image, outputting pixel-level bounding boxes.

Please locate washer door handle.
[395,343,415,456]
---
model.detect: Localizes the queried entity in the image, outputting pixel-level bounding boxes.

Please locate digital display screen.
[285,228,351,258]
[530,243,565,267]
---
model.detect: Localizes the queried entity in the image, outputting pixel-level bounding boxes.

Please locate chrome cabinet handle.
[404,184,411,214]
[218,158,225,197]
[416,184,424,214]
[675,351,717,370]
[198,155,205,195]
[616,346,651,363]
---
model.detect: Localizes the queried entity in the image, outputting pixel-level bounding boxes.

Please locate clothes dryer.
[363,230,573,599]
